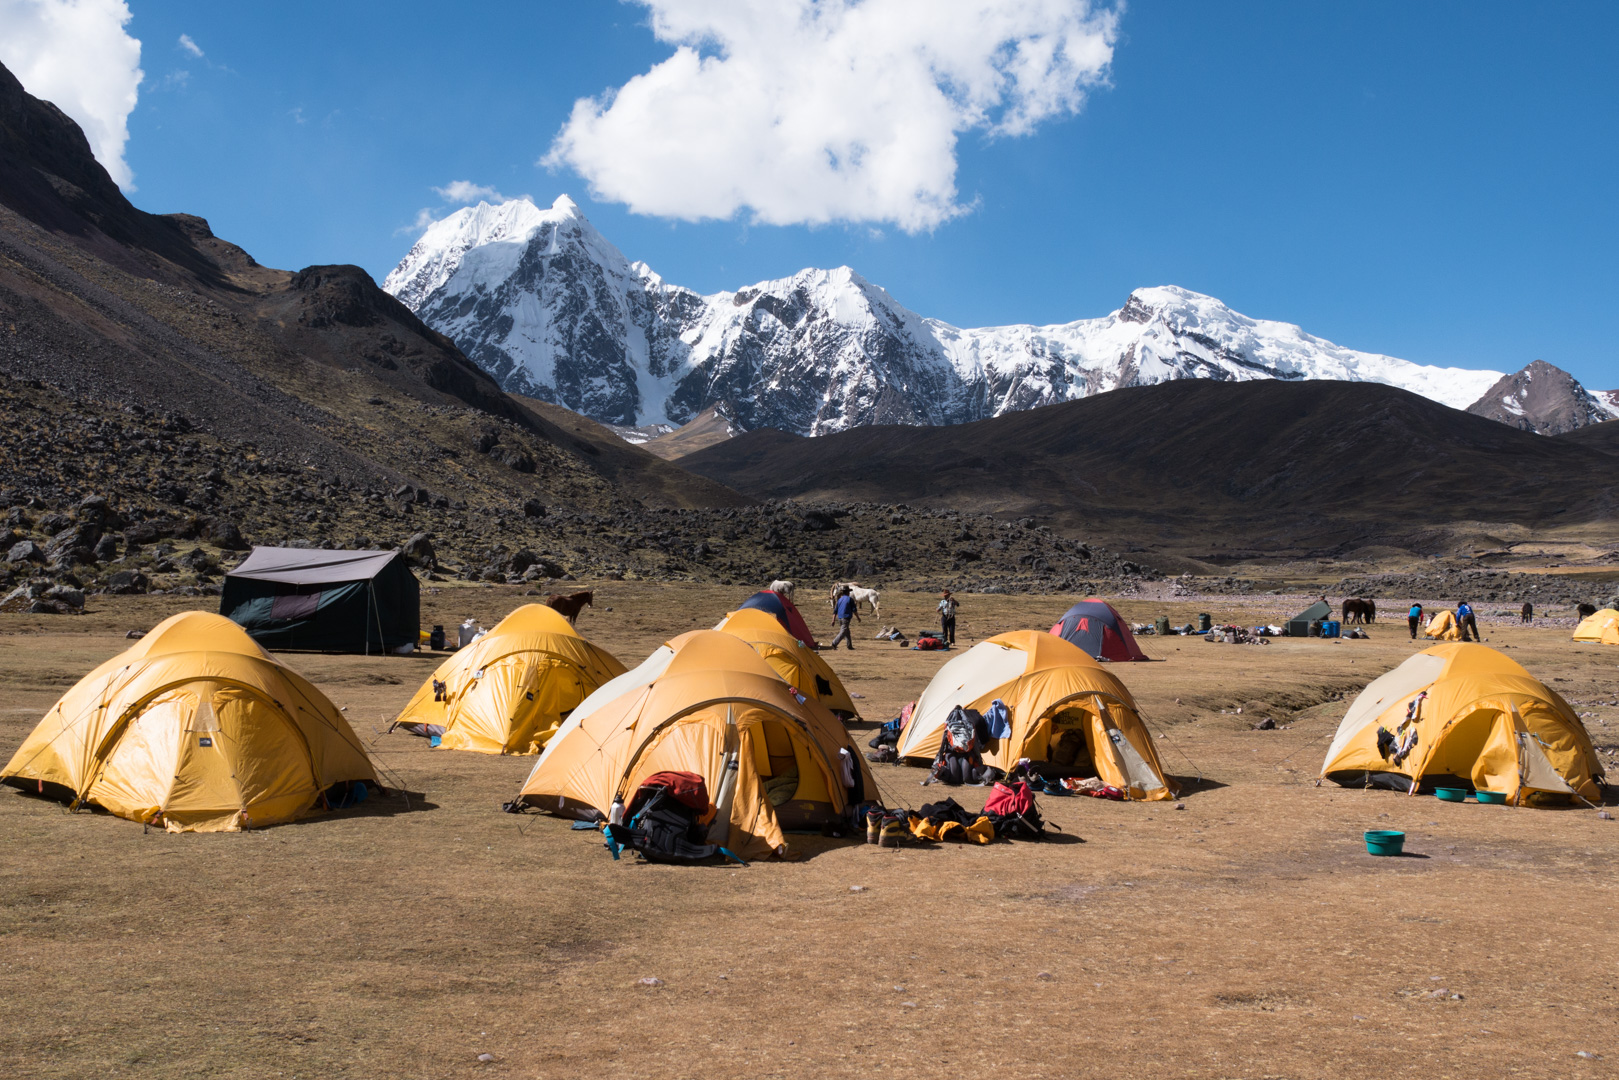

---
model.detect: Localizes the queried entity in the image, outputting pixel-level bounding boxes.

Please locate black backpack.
[605,787,746,865]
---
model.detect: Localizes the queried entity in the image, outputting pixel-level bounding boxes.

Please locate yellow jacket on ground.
[392,604,625,754]
[896,630,1176,801]
[714,607,860,719]
[516,630,875,860]
[1,611,376,831]
[1320,642,1602,805]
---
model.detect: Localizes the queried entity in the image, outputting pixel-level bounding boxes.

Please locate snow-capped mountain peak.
[383,195,1516,435]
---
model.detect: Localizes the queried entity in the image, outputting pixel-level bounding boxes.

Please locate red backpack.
[983,780,1035,817]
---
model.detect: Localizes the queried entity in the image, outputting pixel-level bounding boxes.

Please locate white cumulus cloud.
[0,0,143,190]
[433,180,510,204]
[177,33,202,58]
[543,0,1119,232]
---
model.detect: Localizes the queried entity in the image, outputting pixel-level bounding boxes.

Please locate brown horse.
[544,589,594,625]
[1341,598,1377,624]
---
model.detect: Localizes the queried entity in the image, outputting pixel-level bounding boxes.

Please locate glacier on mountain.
[383,195,1504,435]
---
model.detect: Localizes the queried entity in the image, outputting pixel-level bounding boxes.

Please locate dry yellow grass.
[1,585,1615,1079]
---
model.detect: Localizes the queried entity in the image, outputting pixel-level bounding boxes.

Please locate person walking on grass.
[829,585,859,650]
[938,590,959,645]
[1408,602,1423,640]
[1457,600,1479,642]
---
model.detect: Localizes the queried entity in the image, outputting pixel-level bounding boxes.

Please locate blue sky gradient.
[119,1,1618,387]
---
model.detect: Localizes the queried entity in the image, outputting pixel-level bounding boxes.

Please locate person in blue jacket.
[1456,600,1478,642]
[829,585,860,650]
[1408,602,1423,640]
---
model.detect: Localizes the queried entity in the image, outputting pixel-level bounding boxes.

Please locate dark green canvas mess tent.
[1286,601,1332,638]
[221,547,419,653]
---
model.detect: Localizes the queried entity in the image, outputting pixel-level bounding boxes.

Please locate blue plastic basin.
[1435,787,1468,802]
[1475,790,1507,804]
[1364,829,1406,856]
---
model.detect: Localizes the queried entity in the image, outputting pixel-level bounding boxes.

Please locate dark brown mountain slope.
[680,379,1619,555]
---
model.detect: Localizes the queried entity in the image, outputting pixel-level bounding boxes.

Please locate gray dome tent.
[221,547,419,653]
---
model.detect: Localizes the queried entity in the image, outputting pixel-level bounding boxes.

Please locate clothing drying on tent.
[896,631,1175,801]
[1320,643,1603,805]
[514,630,875,860]
[1425,610,1461,641]
[221,547,420,653]
[1049,599,1149,662]
[392,604,626,754]
[1285,601,1332,638]
[737,589,819,649]
[714,608,859,719]
[1572,608,1619,645]
[1,612,377,831]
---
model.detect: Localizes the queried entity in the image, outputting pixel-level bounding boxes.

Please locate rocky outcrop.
[1465,360,1617,434]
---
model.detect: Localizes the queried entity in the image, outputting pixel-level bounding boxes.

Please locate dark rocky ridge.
[678,378,1619,560]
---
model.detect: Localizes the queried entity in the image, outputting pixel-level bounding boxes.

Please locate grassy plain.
[1,584,1615,1079]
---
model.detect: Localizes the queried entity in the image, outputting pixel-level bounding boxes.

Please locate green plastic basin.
[1364,829,1406,856]
[1475,790,1507,804]
[1435,787,1468,802]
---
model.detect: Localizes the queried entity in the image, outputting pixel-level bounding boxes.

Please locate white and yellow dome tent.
[1,611,376,831]
[714,607,860,719]
[896,630,1176,801]
[392,604,626,754]
[1572,608,1619,645]
[1320,642,1603,805]
[514,630,875,860]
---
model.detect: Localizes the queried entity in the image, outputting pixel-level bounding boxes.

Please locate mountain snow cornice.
[384,196,1503,434]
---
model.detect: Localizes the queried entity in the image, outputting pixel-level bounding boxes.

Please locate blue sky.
[56,2,1619,386]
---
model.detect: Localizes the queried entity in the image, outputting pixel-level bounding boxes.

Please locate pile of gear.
[865,773,1057,848]
[1204,624,1274,645]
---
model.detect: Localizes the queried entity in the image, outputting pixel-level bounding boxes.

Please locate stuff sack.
[914,636,947,650]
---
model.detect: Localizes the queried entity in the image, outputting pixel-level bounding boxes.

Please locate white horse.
[768,579,796,602]
[830,582,881,616]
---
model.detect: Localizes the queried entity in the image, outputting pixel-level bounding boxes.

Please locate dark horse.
[1342,598,1377,624]
[544,589,594,625]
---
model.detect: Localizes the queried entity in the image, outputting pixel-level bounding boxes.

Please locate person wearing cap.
[1456,600,1478,642]
[937,590,959,645]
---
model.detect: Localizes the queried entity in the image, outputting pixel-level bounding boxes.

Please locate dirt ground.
[2,584,1616,1080]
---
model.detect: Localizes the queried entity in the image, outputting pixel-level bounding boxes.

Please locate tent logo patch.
[198,737,213,747]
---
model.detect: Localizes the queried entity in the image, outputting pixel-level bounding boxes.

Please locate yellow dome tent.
[1320,642,1603,805]
[1424,610,1461,640]
[714,607,860,719]
[1572,608,1619,645]
[392,604,626,754]
[0,612,376,831]
[515,630,876,860]
[895,630,1176,801]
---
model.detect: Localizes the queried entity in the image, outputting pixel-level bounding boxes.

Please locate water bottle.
[609,797,625,825]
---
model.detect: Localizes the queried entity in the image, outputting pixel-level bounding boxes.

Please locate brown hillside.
[640,403,742,460]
